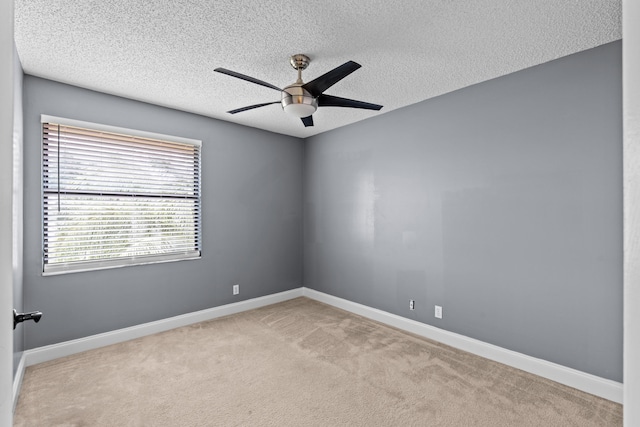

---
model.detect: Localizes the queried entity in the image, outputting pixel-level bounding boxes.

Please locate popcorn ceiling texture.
[14,0,621,138]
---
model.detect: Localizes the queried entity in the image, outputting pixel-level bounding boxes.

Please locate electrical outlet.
[435,305,442,319]
[233,284,239,295]
[409,300,415,310]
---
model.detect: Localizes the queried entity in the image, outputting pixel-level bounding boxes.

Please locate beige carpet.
[14,297,622,426]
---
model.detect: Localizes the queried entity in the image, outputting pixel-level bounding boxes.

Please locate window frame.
[40,114,202,276]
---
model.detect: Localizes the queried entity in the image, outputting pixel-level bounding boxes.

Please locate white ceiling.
[14,0,621,138]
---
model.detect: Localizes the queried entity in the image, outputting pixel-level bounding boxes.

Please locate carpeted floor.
[14,297,622,426]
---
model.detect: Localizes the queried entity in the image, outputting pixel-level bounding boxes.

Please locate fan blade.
[318,94,383,111]
[302,61,361,96]
[214,68,282,92]
[301,115,314,127]
[227,101,280,114]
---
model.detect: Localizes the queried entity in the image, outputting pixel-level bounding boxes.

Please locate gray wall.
[23,76,303,349]
[304,41,623,382]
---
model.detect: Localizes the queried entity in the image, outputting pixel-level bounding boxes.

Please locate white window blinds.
[42,116,201,274]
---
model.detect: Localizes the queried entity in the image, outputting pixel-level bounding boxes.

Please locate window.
[42,115,201,275]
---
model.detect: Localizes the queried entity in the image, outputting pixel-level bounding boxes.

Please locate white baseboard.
[12,353,25,413]
[23,288,303,368]
[302,287,623,404]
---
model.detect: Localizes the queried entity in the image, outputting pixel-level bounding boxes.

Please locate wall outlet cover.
[435,305,442,319]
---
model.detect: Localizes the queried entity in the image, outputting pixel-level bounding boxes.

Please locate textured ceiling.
[14,0,621,138]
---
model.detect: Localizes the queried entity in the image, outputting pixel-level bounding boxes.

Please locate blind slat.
[42,144,199,169]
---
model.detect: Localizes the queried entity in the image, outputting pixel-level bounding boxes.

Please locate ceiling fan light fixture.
[282,99,317,117]
[281,84,318,118]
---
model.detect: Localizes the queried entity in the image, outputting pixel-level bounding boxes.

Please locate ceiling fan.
[214,54,383,127]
